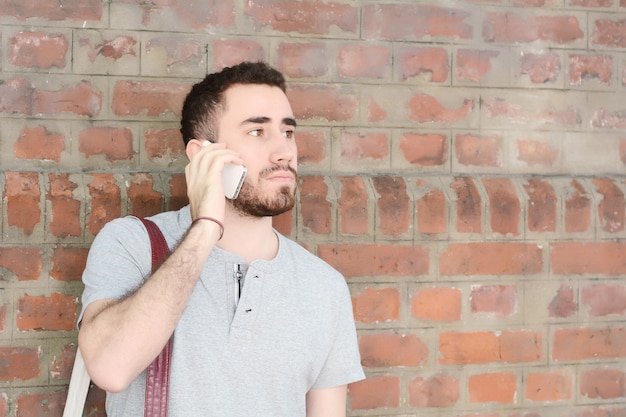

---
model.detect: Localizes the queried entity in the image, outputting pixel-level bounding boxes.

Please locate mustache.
[259,165,297,178]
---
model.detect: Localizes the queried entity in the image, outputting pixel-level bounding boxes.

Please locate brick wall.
[1,0,626,416]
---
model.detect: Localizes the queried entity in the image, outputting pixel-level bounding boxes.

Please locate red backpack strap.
[138,217,172,417]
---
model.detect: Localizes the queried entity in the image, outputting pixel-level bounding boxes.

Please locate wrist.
[191,216,224,240]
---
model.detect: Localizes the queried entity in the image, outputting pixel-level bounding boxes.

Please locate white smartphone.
[222,163,247,199]
[202,141,246,199]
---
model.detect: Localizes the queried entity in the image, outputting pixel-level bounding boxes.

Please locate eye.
[248,128,263,137]
[283,129,295,139]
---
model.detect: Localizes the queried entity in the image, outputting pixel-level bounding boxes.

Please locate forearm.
[78,220,220,392]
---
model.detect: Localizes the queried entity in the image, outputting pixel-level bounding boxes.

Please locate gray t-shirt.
[80,206,365,416]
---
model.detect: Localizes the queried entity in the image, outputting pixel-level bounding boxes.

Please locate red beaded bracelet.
[191,216,224,240]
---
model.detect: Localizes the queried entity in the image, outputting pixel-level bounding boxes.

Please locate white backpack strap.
[62,348,91,417]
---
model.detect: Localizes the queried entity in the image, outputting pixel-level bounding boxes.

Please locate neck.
[216,209,278,263]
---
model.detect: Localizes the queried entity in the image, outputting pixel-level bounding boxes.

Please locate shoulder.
[277,234,349,291]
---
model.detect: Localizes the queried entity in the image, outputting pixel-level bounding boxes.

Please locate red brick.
[0,346,40,381]
[168,174,188,211]
[296,130,327,165]
[9,31,68,69]
[571,0,612,6]
[372,176,410,237]
[455,133,501,167]
[569,54,613,86]
[408,94,474,123]
[524,178,557,233]
[317,244,429,278]
[145,128,185,161]
[471,285,517,317]
[484,12,584,44]
[146,37,202,68]
[592,18,626,48]
[4,171,40,235]
[367,99,387,122]
[50,343,77,380]
[409,373,460,407]
[349,375,400,410]
[17,292,77,331]
[0,305,6,331]
[112,80,190,117]
[592,108,626,128]
[417,187,447,234]
[551,242,626,275]
[87,174,122,236]
[337,44,390,79]
[397,46,449,82]
[483,98,580,128]
[212,39,265,70]
[468,372,517,403]
[519,52,561,83]
[400,133,448,166]
[451,177,482,233]
[483,178,520,235]
[517,138,559,167]
[80,35,137,61]
[34,81,102,117]
[359,333,428,367]
[245,0,358,35]
[47,173,82,238]
[127,173,163,218]
[621,138,626,163]
[85,385,106,417]
[565,179,592,233]
[439,330,542,364]
[362,4,472,40]
[582,284,626,316]
[272,210,292,237]
[0,78,32,114]
[592,178,625,233]
[553,327,626,361]
[526,372,572,402]
[0,247,42,281]
[16,391,65,417]
[411,287,461,322]
[166,0,235,30]
[299,176,331,234]
[457,49,500,83]
[50,246,88,282]
[277,42,328,78]
[79,127,134,162]
[580,368,625,399]
[0,0,103,21]
[340,132,388,163]
[338,176,369,235]
[352,287,400,324]
[14,125,65,162]
[441,243,542,276]
[287,85,357,122]
[548,285,577,318]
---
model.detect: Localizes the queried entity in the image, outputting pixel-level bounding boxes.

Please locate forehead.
[222,83,293,121]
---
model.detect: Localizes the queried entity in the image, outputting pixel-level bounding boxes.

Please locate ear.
[186,139,207,160]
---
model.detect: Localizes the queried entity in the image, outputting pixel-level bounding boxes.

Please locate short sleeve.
[78,216,152,326]
[312,283,365,389]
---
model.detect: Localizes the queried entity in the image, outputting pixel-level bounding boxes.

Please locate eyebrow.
[241,116,297,127]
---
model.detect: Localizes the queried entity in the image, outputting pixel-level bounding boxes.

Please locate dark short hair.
[180,61,286,145]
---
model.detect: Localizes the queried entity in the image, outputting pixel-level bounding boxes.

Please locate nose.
[269,131,296,166]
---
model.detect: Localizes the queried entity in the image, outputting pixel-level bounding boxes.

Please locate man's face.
[217,83,298,218]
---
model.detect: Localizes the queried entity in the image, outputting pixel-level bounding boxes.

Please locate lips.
[266,171,295,182]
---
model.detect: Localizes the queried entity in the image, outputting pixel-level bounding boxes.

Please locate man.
[77,61,365,416]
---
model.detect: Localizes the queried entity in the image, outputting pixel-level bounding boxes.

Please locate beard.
[229,166,297,218]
